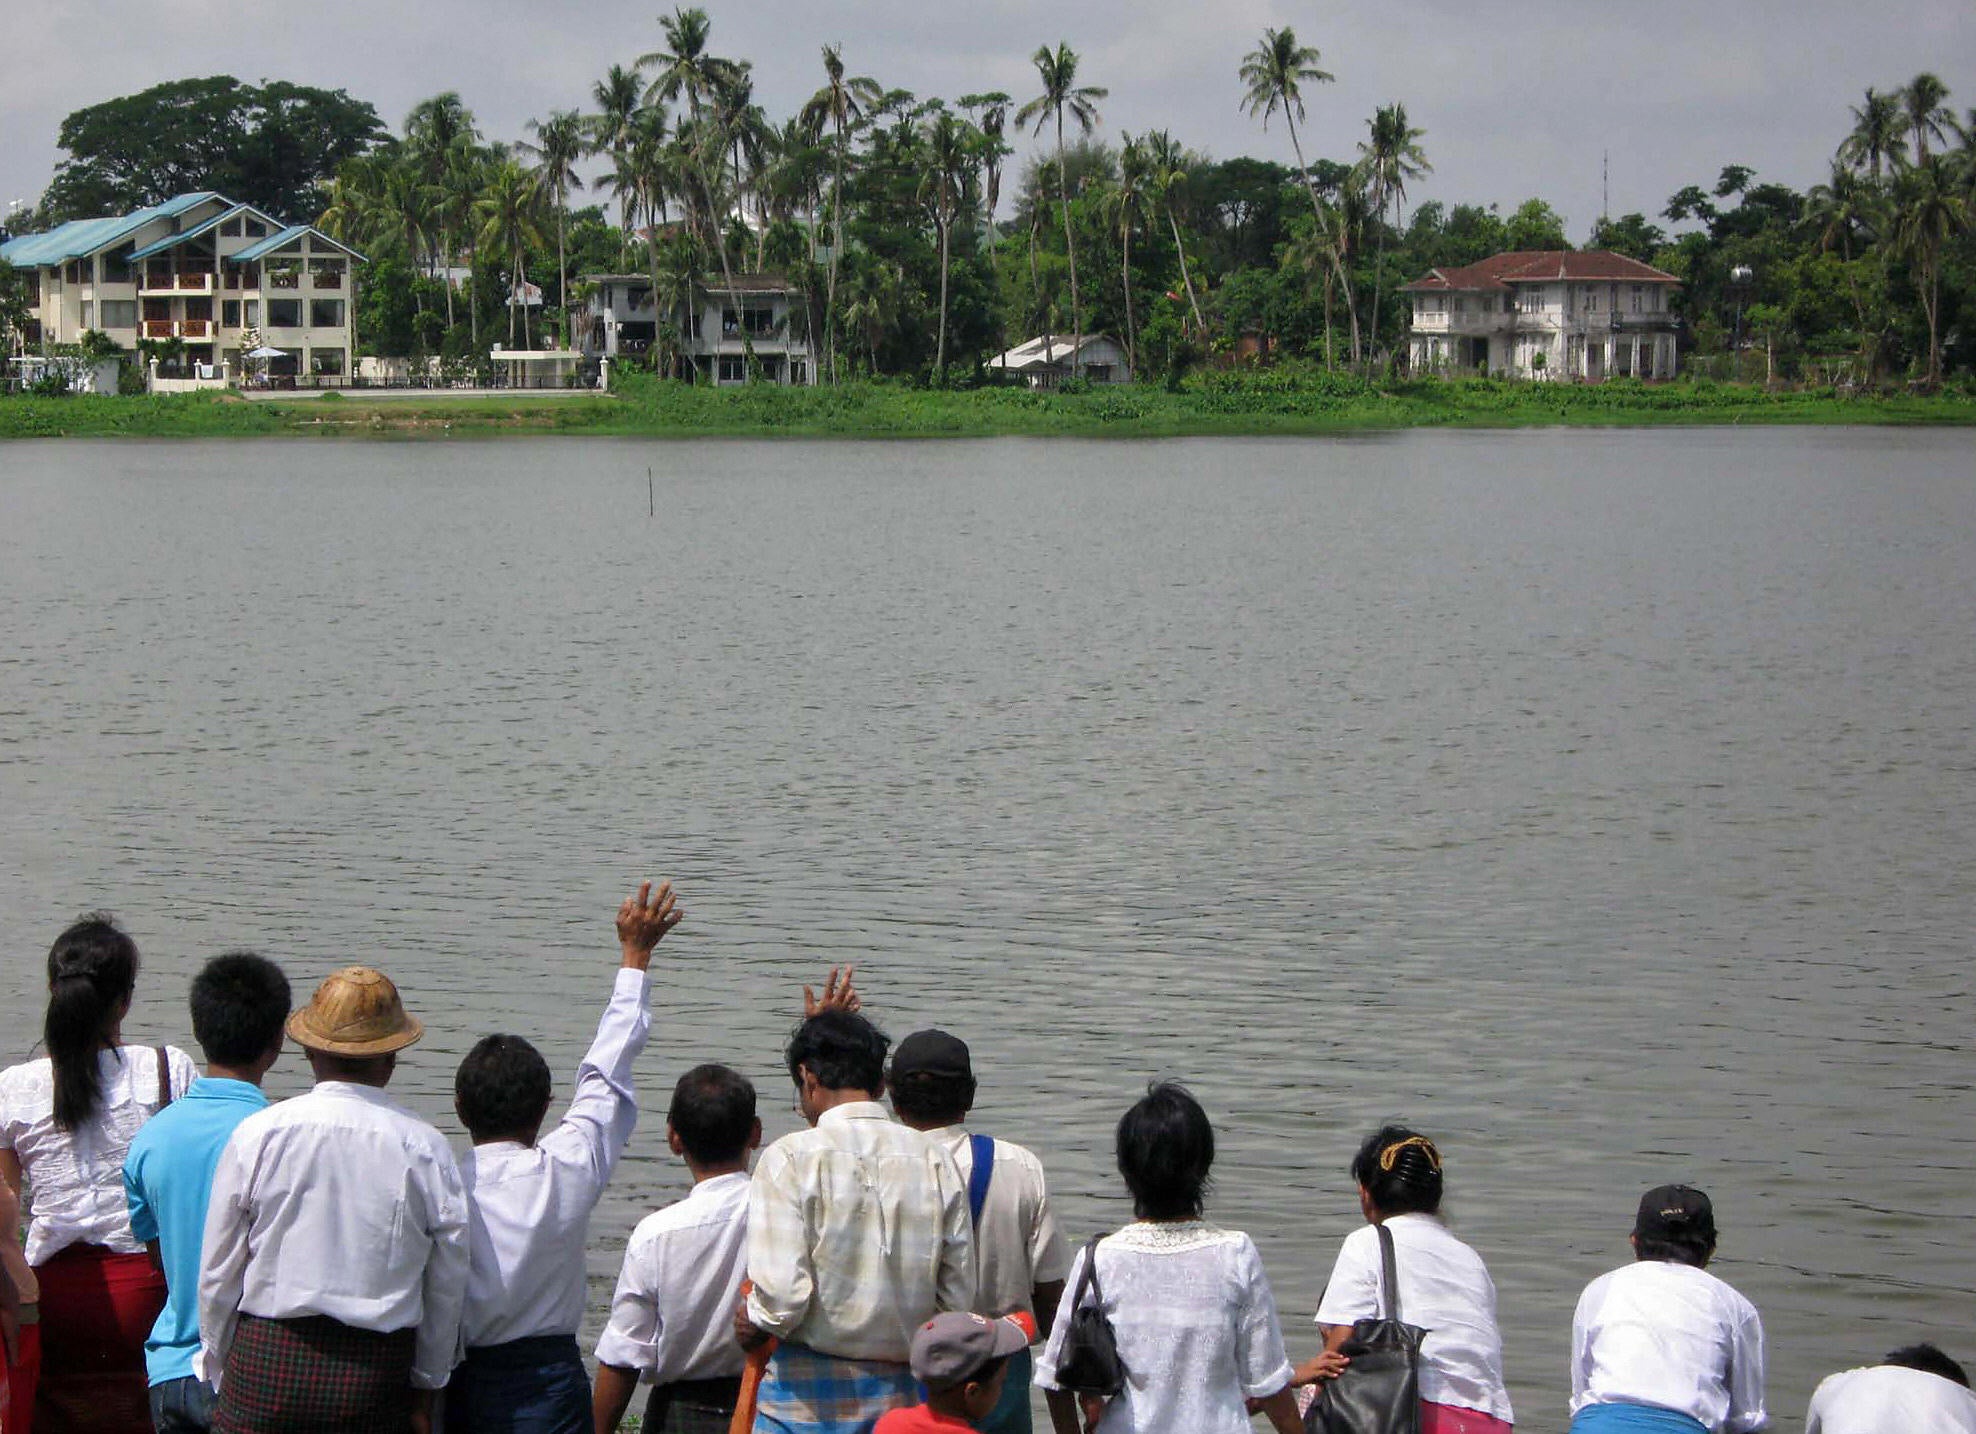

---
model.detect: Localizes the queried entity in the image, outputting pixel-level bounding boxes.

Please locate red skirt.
[33,1243,165,1434]
[5,1319,41,1434]
[1422,1401,1514,1434]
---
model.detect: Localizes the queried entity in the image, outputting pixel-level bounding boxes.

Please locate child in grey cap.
[874,1313,1032,1433]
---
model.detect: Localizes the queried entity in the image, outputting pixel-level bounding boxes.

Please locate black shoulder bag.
[1306,1223,1426,1434]
[1049,1235,1127,1398]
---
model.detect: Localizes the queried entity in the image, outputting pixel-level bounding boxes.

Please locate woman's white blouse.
[0,1047,197,1265]
[1315,1213,1514,1422]
[1036,1221,1296,1434]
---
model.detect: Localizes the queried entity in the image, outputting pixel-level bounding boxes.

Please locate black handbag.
[1306,1223,1427,1434]
[1049,1234,1128,1398]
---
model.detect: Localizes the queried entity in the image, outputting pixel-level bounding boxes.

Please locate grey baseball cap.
[909,1312,1029,1392]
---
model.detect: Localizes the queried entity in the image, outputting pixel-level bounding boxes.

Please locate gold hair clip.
[1378,1135,1441,1173]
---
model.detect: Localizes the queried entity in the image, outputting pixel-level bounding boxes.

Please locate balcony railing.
[266,270,300,290]
[1611,309,1677,328]
[310,271,343,290]
[143,319,175,339]
[141,319,216,340]
[180,318,211,338]
[140,272,216,295]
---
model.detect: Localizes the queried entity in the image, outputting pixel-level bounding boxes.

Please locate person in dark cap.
[1566,1185,1767,1434]
[887,1030,1070,1434]
[874,1313,1032,1434]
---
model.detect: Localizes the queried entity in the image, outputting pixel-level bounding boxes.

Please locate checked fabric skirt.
[211,1314,417,1434]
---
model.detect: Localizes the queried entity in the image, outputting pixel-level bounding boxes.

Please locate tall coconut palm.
[1805,161,1885,372]
[919,110,976,385]
[1891,156,1968,384]
[1101,134,1152,374]
[1902,73,1954,165]
[1841,87,1909,185]
[404,93,479,328]
[802,45,882,384]
[1240,27,1358,362]
[1016,43,1107,374]
[520,110,586,343]
[590,65,647,243]
[959,92,1014,235]
[1143,130,1205,333]
[641,6,751,379]
[475,160,549,350]
[1355,102,1431,357]
[437,143,488,344]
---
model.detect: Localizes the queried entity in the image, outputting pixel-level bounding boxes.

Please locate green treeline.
[4,19,1973,389]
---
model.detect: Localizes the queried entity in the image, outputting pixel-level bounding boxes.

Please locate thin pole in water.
[648,466,655,518]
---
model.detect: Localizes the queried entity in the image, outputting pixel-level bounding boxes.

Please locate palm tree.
[1240,27,1359,362]
[590,66,647,244]
[1144,130,1205,333]
[1902,73,1954,165]
[1101,134,1152,375]
[437,143,488,346]
[802,45,882,384]
[1804,161,1884,373]
[641,6,751,379]
[1841,87,1909,185]
[959,92,1014,235]
[475,161,549,350]
[1891,156,1967,384]
[1355,102,1431,358]
[919,110,976,385]
[520,110,586,344]
[404,93,479,329]
[1016,43,1107,375]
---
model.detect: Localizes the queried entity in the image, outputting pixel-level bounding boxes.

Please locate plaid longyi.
[752,1343,918,1434]
[210,1313,417,1434]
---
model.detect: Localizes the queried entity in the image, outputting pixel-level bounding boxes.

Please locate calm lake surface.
[2,431,1972,1430]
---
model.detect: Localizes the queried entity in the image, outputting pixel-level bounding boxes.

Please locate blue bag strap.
[967,1133,996,1227]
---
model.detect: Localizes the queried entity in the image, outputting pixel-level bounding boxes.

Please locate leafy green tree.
[0,259,34,355]
[1142,131,1205,332]
[1891,156,1967,383]
[1505,198,1569,251]
[40,77,385,222]
[1841,88,1908,184]
[475,161,549,348]
[1017,43,1108,371]
[520,110,587,336]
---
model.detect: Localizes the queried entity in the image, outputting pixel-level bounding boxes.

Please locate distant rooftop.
[1403,251,1680,293]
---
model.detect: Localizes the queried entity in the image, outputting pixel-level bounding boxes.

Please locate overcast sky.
[3,0,1971,239]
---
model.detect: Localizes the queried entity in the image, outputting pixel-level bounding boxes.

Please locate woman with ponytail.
[0,914,195,1434]
[1294,1126,1515,1434]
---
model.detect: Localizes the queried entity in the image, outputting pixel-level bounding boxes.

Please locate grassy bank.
[5,370,1976,439]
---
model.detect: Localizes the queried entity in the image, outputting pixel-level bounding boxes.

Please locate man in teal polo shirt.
[124,953,291,1433]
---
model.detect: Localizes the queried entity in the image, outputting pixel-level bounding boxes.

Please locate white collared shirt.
[1036,1222,1296,1434]
[1806,1365,1976,1433]
[745,1100,973,1362]
[923,1125,1071,1321]
[0,1046,197,1264]
[1570,1259,1767,1432]
[594,1171,751,1384]
[1314,1213,1513,1423]
[459,967,650,1349]
[197,1081,470,1392]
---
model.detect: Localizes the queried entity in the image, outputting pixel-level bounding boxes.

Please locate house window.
[267,298,302,328]
[100,300,137,329]
[221,218,243,237]
[718,355,746,382]
[223,300,241,327]
[244,218,268,238]
[310,258,345,288]
[1503,295,1515,314]
[80,301,94,329]
[245,300,260,327]
[311,349,346,376]
[790,360,807,385]
[1586,286,1600,312]
[1085,364,1112,382]
[1518,287,1542,313]
[1452,296,1466,315]
[1631,286,1644,313]
[309,299,345,328]
[102,249,132,283]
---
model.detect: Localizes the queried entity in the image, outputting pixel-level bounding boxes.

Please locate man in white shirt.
[1568,1185,1767,1434]
[199,965,467,1434]
[737,1010,974,1434]
[887,1030,1069,1434]
[593,1063,759,1434]
[449,879,681,1434]
[1805,1343,1976,1434]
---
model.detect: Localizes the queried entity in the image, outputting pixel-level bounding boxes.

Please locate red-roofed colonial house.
[1403,251,1681,381]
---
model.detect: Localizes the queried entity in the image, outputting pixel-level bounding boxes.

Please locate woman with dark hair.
[0,915,196,1433]
[1298,1127,1513,1433]
[1568,1186,1766,1434]
[1035,1082,1320,1434]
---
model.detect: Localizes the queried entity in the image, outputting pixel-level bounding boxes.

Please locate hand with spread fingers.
[802,964,861,1017]
[616,880,683,971]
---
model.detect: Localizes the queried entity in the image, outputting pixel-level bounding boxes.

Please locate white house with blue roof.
[2,191,363,384]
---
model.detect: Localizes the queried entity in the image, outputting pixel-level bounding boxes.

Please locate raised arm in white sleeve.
[541,968,652,1191]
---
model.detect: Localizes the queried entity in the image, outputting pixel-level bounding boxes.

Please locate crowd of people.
[0,886,1971,1434]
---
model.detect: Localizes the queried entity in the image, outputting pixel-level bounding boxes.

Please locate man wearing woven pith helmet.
[196,965,469,1434]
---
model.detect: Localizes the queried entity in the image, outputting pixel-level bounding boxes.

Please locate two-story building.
[579,272,815,385]
[1,191,363,383]
[1404,251,1681,381]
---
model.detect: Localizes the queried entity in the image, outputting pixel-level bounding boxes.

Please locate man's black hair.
[1885,1344,1970,1387]
[455,1034,553,1141]
[189,952,291,1067]
[784,1010,889,1095]
[667,1063,757,1166]
[1116,1081,1214,1221]
[890,1071,975,1126]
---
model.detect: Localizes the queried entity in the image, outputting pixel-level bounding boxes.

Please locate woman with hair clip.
[0,914,196,1434]
[1296,1126,1514,1434]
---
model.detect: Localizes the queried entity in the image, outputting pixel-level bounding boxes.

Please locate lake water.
[2,430,1972,1430]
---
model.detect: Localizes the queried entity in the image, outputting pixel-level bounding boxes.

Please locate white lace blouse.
[0,1046,197,1264]
[1036,1221,1297,1434]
